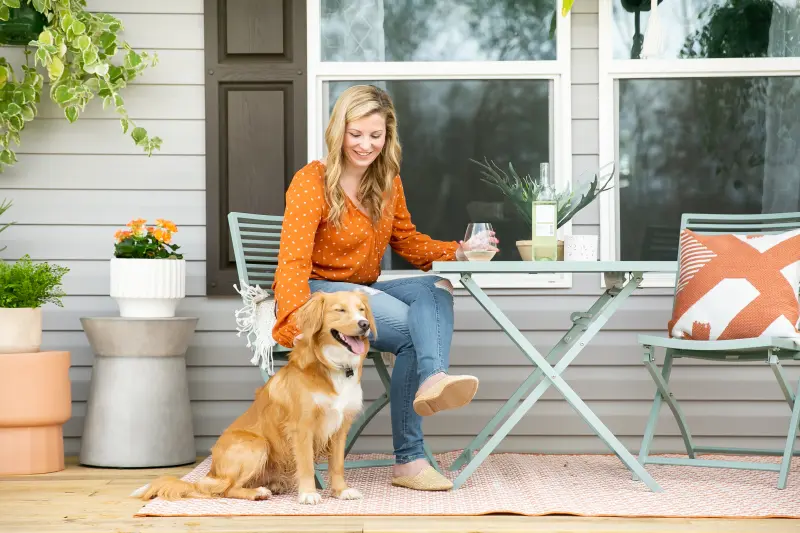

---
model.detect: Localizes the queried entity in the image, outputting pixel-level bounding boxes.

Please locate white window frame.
[598,0,800,288]
[306,0,574,289]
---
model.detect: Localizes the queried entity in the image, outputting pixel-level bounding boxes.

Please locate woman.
[271,85,497,491]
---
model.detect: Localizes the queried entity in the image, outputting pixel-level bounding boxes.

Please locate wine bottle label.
[536,223,554,237]
[535,204,555,223]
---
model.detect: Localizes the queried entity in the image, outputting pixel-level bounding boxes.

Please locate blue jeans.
[308,275,454,464]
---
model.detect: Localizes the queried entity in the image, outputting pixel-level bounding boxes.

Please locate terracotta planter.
[110,257,186,318]
[516,240,565,261]
[0,307,42,354]
[0,351,71,475]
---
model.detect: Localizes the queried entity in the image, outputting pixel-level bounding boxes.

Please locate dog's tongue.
[342,334,365,355]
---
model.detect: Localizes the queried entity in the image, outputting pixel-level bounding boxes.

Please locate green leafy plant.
[0,254,68,307]
[0,0,162,173]
[0,197,13,251]
[113,217,184,259]
[471,158,615,229]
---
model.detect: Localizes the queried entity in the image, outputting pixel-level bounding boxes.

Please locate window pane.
[321,0,556,61]
[325,80,551,269]
[612,0,800,59]
[617,76,800,261]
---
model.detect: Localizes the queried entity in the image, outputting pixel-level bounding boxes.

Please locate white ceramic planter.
[0,308,42,354]
[109,258,186,318]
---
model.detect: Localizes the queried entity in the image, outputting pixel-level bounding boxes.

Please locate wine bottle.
[531,162,558,261]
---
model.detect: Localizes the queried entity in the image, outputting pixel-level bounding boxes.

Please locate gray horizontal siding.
[4,0,799,461]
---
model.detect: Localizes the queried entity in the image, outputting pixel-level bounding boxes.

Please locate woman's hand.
[456,230,499,261]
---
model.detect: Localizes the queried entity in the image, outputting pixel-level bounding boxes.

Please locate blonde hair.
[324,85,402,227]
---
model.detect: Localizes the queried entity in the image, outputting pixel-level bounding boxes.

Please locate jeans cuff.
[419,367,446,387]
[395,451,428,465]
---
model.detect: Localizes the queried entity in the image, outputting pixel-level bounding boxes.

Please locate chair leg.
[648,349,695,457]
[344,354,393,458]
[638,346,665,472]
[769,352,795,410]
[423,442,441,473]
[638,347,695,479]
[778,379,800,489]
[315,470,326,490]
[344,392,389,457]
[339,354,394,469]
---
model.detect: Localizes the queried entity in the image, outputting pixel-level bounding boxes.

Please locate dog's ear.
[294,292,326,338]
[358,291,378,339]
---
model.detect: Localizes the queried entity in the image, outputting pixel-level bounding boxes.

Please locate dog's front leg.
[329,419,362,500]
[291,428,321,505]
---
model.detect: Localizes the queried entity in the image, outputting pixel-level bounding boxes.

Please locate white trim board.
[306,0,575,289]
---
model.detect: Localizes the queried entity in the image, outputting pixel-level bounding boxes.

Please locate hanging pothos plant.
[0,0,162,172]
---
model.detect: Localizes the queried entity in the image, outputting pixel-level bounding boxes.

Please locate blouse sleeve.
[389,176,459,271]
[271,167,325,347]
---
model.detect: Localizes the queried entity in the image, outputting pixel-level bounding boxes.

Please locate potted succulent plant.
[472,158,615,260]
[0,254,71,475]
[110,218,185,318]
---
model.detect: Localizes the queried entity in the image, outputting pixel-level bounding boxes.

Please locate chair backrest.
[672,211,800,303]
[681,212,800,235]
[227,212,283,289]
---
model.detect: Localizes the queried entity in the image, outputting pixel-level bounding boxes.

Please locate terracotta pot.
[0,351,72,475]
[516,240,565,261]
[0,307,42,354]
[110,258,186,318]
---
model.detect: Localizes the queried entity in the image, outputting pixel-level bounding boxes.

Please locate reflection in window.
[326,80,551,269]
[617,76,800,261]
[613,0,800,60]
[321,0,557,62]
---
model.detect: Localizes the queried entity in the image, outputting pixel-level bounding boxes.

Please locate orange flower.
[127,218,146,229]
[126,218,148,237]
[155,219,178,233]
[114,229,132,242]
[152,228,172,244]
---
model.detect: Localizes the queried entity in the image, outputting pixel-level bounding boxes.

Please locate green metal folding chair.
[637,212,800,489]
[227,212,439,489]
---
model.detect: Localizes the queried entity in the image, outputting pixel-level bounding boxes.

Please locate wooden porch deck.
[1,457,799,533]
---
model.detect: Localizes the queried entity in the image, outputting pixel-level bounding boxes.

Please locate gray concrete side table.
[79,317,198,468]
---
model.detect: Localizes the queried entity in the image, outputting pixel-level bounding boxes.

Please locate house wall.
[1,0,797,458]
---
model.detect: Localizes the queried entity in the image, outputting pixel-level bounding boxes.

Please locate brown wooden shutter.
[204,0,307,295]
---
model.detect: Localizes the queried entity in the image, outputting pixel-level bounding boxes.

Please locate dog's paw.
[297,492,322,505]
[254,487,272,501]
[335,487,363,500]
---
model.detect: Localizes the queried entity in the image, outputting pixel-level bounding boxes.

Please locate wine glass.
[463,222,497,262]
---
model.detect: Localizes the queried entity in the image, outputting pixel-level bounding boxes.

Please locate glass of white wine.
[463,222,497,262]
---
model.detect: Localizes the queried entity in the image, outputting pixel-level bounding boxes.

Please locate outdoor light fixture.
[621,0,666,59]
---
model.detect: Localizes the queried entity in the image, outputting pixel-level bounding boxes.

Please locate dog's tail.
[131,475,234,500]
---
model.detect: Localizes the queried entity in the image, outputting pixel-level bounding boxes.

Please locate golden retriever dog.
[133,290,376,505]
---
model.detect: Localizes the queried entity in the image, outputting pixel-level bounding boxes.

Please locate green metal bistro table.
[431,260,677,492]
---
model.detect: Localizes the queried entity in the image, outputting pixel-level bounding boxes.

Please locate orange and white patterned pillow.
[669,228,800,341]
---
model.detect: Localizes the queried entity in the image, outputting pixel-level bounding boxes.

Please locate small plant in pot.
[110,218,185,318]
[471,159,616,260]
[0,254,68,353]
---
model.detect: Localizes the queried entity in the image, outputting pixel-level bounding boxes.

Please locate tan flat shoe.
[413,375,479,416]
[392,465,453,491]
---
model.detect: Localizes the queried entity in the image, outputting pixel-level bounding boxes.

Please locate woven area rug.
[135,451,800,519]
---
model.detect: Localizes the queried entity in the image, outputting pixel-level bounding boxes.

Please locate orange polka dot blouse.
[270,160,459,347]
